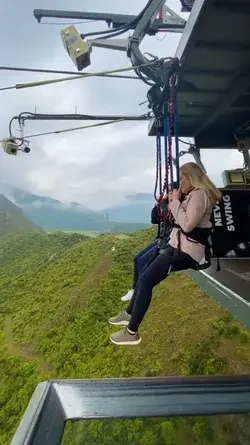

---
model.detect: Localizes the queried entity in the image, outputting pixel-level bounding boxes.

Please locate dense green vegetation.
[0,229,250,444]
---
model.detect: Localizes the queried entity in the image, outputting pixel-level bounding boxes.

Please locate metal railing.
[11,375,250,445]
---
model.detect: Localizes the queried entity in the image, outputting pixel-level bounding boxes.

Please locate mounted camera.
[22,145,31,154]
[2,138,18,156]
[60,25,92,71]
[2,138,31,156]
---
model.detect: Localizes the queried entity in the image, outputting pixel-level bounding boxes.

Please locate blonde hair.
[180,162,222,205]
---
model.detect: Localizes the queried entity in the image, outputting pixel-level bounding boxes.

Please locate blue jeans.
[132,241,158,289]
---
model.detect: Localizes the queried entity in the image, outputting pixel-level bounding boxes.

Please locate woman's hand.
[172,189,181,200]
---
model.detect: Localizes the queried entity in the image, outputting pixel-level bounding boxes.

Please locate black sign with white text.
[211,189,250,258]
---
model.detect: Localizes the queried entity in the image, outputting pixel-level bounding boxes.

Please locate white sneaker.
[121,289,134,302]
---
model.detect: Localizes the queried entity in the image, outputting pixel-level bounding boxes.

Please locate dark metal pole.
[129,0,168,84]
[0,65,140,80]
[15,113,151,122]
[33,8,185,32]
[34,9,135,24]
[242,149,250,170]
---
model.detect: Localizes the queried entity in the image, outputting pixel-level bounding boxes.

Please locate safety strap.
[171,75,180,180]
[154,130,162,201]
[172,222,221,272]
[154,129,163,238]
[156,74,179,221]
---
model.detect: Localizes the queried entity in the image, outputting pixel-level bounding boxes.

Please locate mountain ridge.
[0,193,42,234]
[0,184,150,232]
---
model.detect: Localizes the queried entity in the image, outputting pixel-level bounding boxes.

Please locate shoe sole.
[121,296,132,302]
[108,320,129,326]
[110,336,142,346]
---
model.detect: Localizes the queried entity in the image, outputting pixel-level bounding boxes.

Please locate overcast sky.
[0,0,244,209]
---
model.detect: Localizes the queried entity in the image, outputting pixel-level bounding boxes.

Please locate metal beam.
[148,119,238,148]
[90,38,128,52]
[214,2,250,14]
[195,60,250,136]
[17,113,151,122]
[184,68,235,77]
[181,102,212,109]
[195,132,237,149]
[175,0,211,61]
[129,0,170,84]
[34,9,136,24]
[227,106,250,112]
[179,145,207,172]
[189,145,207,171]
[160,4,186,28]
[180,88,224,95]
[195,41,250,52]
[33,8,186,33]
[242,149,250,170]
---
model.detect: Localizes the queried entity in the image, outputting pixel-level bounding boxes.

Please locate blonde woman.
[109,162,222,346]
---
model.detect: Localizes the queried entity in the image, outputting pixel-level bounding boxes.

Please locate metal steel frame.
[33,6,186,34]
[13,113,151,122]
[33,1,250,151]
[33,9,148,24]
[147,0,250,152]
[9,113,151,142]
[34,2,185,85]
[195,61,250,138]
[179,0,250,147]
[175,0,208,61]
[128,0,171,83]
[11,376,250,445]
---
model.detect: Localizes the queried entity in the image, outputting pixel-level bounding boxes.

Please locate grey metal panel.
[11,382,52,445]
[149,0,250,147]
[29,385,66,445]
[184,51,248,72]
[188,267,250,329]
[184,73,232,90]
[176,0,250,61]
[175,0,209,61]
[11,377,250,445]
[178,107,210,117]
[33,9,137,24]
[178,91,224,103]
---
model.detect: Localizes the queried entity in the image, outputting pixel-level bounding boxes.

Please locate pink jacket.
[168,188,213,263]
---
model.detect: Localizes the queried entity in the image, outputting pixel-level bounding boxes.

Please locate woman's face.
[180,173,192,194]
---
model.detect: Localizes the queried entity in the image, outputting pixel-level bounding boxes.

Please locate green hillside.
[0,194,42,234]
[0,229,250,444]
